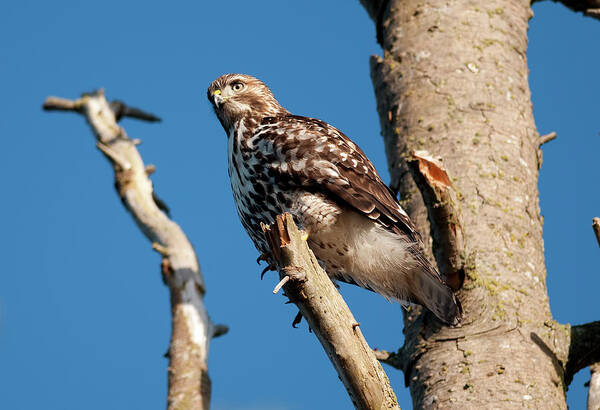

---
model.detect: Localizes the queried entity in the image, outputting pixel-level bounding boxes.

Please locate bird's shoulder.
[255,115,374,167]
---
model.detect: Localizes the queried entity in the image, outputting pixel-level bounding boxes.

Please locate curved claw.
[257,253,270,265]
[292,311,303,328]
[260,264,276,280]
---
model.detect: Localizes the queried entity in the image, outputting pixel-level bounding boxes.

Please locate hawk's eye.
[231,82,245,92]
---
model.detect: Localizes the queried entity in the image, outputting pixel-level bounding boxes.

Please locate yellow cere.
[213,89,221,95]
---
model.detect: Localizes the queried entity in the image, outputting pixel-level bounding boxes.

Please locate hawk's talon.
[257,253,270,265]
[292,310,303,328]
[300,230,309,241]
[260,264,276,280]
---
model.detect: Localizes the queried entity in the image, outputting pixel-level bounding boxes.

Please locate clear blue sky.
[0,1,598,409]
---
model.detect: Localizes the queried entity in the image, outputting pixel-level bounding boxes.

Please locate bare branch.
[359,0,389,45]
[262,213,400,409]
[43,91,218,410]
[407,151,465,290]
[536,0,600,21]
[536,132,557,168]
[373,348,407,372]
[42,96,82,112]
[110,100,162,123]
[566,321,600,385]
[212,324,230,339]
[272,275,290,294]
[539,131,557,146]
[593,217,600,247]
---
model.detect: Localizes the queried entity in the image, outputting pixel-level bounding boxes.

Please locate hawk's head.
[208,74,287,131]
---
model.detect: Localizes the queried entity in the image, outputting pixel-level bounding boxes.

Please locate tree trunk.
[360,0,599,408]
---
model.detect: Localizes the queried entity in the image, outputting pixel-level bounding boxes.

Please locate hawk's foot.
[256,253,270,265]
[261,264,277,280]
[292,310,303,328]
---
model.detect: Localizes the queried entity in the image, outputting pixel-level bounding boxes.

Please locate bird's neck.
[228,108,288,140]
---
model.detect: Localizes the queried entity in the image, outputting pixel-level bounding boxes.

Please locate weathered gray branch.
[261,213,400,410]
[534,0,600,21]
[43,90,223,410]
[407,151,465,290]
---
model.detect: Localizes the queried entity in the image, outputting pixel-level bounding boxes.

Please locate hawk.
[207,74,461,325]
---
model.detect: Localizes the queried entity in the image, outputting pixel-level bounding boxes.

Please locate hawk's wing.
[257,115,422,244]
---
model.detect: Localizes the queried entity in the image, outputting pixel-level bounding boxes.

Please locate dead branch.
[536,0,600,21]
[407,151,465,290]
[43,90,224,410]
[109,100,162,122]
[539,131,557,146]
[261,213,400,410]
[359,0,389,45]
[373,348,407,372]
[566,321,600,386]
[536,132,557,169]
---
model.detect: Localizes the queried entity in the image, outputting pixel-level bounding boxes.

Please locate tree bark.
[360,0,599,408]
[261,213,399,410]
[43,91,225,410]
[589,363,600,410]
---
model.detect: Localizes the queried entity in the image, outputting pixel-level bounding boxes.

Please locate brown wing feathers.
[265,115,421,243]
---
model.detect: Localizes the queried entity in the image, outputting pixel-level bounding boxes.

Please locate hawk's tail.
[404,251,462,326]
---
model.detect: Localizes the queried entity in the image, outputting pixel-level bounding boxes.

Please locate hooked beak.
[212,89,225,108]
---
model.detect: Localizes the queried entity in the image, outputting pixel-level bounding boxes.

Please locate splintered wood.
[261,213,400,410]
[408,150,464,291]
[412,150,452,190]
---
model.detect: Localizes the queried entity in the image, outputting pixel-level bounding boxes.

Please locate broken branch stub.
[407,151,465,291]
[566,321,600,386]
[261,213,400,410]
[593,217,600,247]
